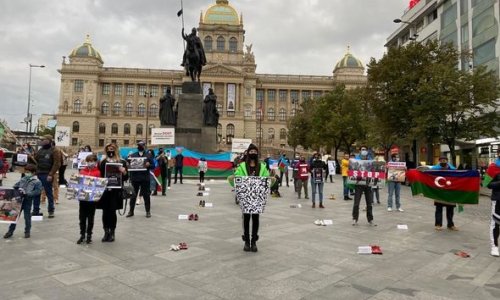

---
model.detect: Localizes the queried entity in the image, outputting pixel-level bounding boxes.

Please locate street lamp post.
[258,104,263,156]
[144,91,153,147]
[27,64,45,132]
[291,98,298,160]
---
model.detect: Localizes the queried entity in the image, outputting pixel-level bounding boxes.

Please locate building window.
[124,123,131,135]
[111,139,117,144]
[428,9,438,24]
[125,102,133,116]
[148,124,154,135]
[138,85,147,96]
[73,99,82,113]
[72,138,78,146]
[102,83,110,95]
[126,84,134,96]
[244,105,252,119]
[290,90,299,103]
[217,36,225,51]
[229,37,237,52]
[174,86,182,97]
[111,123,118,134]
[226,124,234,144]
[114,84,122,96]
[461,24,469,44]
[63,101,68,113]
[460,0,468,15]
[113,102,121,115]
[149,103,158,117]
[99,123,106,134]
[216,103,223,115]
[473,38,496,66]
[136,124,143,135]
[268,90,276,101]
[204,36,213,51]
[279,108,287,121]
[123,139,129,146]
[257,128,263,144]
[150,85,158,97]
[291,108,296,117]
[313,91,323,99]
[217,123,222,143]
[256,108,263,120]
[302,91,311,100]
[279,90,287,102]
[256,89,264,102]
[441,4,457,29]
[138,103,146,117]
[72,121,79,132]
[162,85,170,96]
[98,139,104,147]
[74,80,84,92]
[268,128,275,140]
[101,102,109,115]
[268,108,275,121]
[472,9,495,38]
[280,128,287,140]
[87,102,92,113]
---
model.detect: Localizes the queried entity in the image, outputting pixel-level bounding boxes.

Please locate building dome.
[334,47,364,71]
[203,0,240,25]
[69,35,103,63]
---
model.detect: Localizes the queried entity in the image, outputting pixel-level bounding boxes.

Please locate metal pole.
[26,66,32,132]
[181,0,185,52]
[145,92,152,147]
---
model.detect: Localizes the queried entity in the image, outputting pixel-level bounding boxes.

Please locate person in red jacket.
[77,154,100,244]
[296,155,310,199]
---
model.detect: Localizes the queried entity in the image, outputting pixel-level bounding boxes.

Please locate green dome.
[334,48,364,71]
[204,0,240,25]
[69,35,103,63]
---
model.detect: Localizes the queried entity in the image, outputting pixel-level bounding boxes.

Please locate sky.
[0,0,409,131]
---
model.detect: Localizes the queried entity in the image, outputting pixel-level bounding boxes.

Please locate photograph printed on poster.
[128,157,147,171]
[0,188,23,224]
[347,159,386,187]
[235,176,270,214]
[387,162,407,182]
[105,163,123,189]
[66,174,108,202]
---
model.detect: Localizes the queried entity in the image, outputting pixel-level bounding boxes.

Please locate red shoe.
[179,242,188,250]
[194,214,199,221]
[188,214,194,221]
[371,245,383,255]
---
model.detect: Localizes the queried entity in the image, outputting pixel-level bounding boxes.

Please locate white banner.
[151,127,175,145]
[231,138,252,153]
[227,83,236,112]
[55,126,70,146]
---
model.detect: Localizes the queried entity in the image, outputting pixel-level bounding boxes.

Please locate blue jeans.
[37,173,55,213]
[343,176,349,197]
[387,181,401,209]
[9,196,33,234]
[311,182,324,204]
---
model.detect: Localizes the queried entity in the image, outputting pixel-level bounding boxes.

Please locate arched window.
[137,103,145,117]
[124,123,130,135]
[136,124,143,135]
[74,99,82,113]
[99,123,106,134]
[125,102,133,116]
[113,102,121,115]
[268,128,275,141]
[280,128,287,140]
[111,123,118,134]
[149,103,158,117]
[279,108,287,121]
[72,121,80,132]
[226,123,234,143]
[87,102,92,113]
[63,101,68,113]
[101,102,109,115]
[229,37,238,52]
[217,36,225,51]
[267,108,275,121]
[204,36,213,51]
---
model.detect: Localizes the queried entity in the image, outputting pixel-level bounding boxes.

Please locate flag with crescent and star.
[407,169,480,205]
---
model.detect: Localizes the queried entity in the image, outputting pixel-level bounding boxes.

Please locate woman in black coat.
[98,143,128,242]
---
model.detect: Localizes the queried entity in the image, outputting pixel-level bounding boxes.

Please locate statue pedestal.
[176,82,217,153]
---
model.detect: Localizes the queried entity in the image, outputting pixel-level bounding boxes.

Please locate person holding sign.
[127,141,154,218]
[387,154,404,212]
[98,144,128,242]
[310,153,327,208]
[431,156,458,231]
[485,148,500,257]
[3,164,42,239]
[296,156,310,200]
[76,154,101,244]
[352,147,377,226]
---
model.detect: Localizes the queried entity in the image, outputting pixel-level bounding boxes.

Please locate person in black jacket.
[156,148,168,196]
[174,150,184,184]
[126,141,155,218]
[487,148,500,257]
[310,153,328,208]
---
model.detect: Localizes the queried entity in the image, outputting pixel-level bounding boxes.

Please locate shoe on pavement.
[448,226,459,231]
[48,212,54,218]
[387,207,393,212]
[312,203,315,208]
[368,221,377,227]
[319,204,325,208]
[491,246,500,257]
[435,226,443,231]
[126,212,134,218]
[352,219,358,226]
[146,212,151,218]
[3,231,13,239]
[24,232,30,239]
[314,219,321,226]
[398,208,404,212]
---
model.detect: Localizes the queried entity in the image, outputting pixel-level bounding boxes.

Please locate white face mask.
[361,150,368,156]
[87,162,97,168]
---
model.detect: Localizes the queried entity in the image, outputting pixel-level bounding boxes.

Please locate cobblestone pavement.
[0,170,499,300]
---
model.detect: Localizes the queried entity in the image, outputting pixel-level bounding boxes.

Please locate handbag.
[118,182,135,216]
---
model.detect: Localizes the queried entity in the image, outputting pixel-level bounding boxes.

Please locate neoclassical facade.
[56,0,366,152]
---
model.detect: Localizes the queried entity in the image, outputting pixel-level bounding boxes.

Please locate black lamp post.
[291,98,298,159]
[27,64,45,132]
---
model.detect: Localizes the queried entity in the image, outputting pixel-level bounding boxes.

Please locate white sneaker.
[314,220,321,226]
[398,208,404,212]
[352,219,358,226]
[387,207,392,212]
[491,247,500,257]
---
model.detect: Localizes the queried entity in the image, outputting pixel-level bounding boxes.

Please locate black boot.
[108,229,115,242]
[242,234,251,252]
[102,228,110,242]
[86,234,92,244]
[251,235,259,252]
[77,234,85,244]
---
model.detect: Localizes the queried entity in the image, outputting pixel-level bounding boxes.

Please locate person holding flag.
[430,156,458,231]
[484,148,500,257]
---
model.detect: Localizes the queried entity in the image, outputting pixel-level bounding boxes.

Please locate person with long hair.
[97,143,128,242]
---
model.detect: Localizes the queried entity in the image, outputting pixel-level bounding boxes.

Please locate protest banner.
[235,176,270,214]
[55,126,70,146]
[231,138,252,153]
[0,188,23,224]
[151,128,175,145]
[387,161,407,182]
[104,163,123,189]
[347,159,386,187]
[128,157,147,171]
[77,152,93,169]
[67,174,108,202]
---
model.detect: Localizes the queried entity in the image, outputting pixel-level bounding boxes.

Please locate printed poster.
[328,161,336,176]
[231,138,252,153]
[77,152,93,169]
[151,128,175,145]
[0,188,23,224]
[67,174,108,202]
[203,83,211,98]
[387,162,407,182]
[55,126,70,147]
[128,157,147,171]
[235,176,269,214]
[347,159,386,187]
[16,154,28,166]
[104,163,123,189]
[227,83,236,112]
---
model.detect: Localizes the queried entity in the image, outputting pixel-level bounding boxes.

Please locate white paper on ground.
[203,192,209,196]
[205,188,210,191]
[204,203,213,207]
[397,224,408,230]
[323,219,333,225]
[178,214,189,220]
[357,246,372,254]
[31,216,43,222]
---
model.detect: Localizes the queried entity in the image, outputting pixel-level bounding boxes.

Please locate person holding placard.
[310,153,327,208]
[98,144,128,242]
[296,156,310,200]
[431,156,458,231]
[387,154,404,212]
[127,141,154,218]
[278,153,290,187]
[352,146,376,226]
[76,154,100,244]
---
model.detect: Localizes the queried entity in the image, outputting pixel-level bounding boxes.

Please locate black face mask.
[107,151,115,157]
[138,146,145,152]
[248,153,258,160]
[440,162,447,167]
[42,143,51,149]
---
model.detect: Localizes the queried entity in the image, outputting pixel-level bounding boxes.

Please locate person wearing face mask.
[97,144,128,242]
[4,164,43,239]
[352,146,377,226]
[228,144,270,252]
[76,155,101,244]
[291,155,300,193]
[34,135,61,218]
[310,153,327,208]
[166,150,174,190]
[430,156,458,231]
[484,149,500,257]
[387,154,404,212]
[127,141,155,218]
[296,156,310,199]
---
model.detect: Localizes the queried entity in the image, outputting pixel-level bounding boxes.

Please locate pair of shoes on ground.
[387,207,404,212]
[314,219,327,226]
[435,225,459,231]
[77,235,92,244]
[3,231,30,239]
[126,212,151,218]
[344,196,353,201]
[371,245,383,255]
[188,214,199,221]
[170,242,188,251]
[311,203,325,208]
[329,194,335,200]
[199,200,206,207]
[352,220,377,226]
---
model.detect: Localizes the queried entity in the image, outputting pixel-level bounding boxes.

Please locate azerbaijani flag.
[407,169,480,205]
[482,163,500,188]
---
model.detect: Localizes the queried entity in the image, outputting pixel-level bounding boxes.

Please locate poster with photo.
[227,83,236,112]
[328,161,336,176]
[0,188,23,224]
[387,162,407,182]
[16,154,28,166]
[105,163,123,189]
[128,157,147,171]
[235,176,270,214]
[347,159,386,187]
[55,126,70,146]
[77,152,93,169]
[67,174,108,202]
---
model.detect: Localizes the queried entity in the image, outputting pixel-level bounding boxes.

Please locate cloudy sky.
[0,0,409,131]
